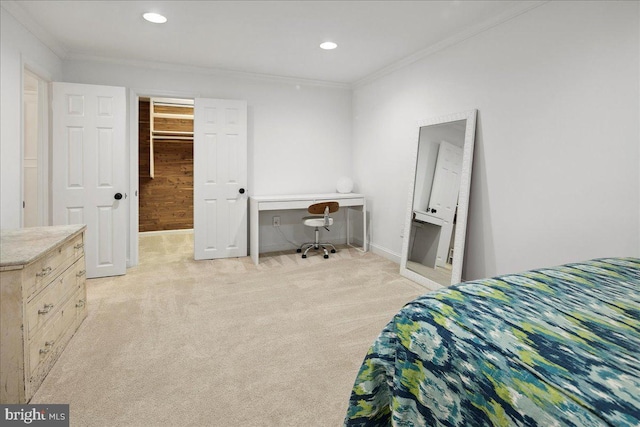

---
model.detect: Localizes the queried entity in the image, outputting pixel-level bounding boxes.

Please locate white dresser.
[0,225,88,403]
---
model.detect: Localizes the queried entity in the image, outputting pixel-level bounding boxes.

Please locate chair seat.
[302,216,334,227]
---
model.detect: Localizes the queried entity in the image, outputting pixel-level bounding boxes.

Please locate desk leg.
[250,200,259,265]
[362,200,367,252]
[346,203,367,253]
[346,208,351,247]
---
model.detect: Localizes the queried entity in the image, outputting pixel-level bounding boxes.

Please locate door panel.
[428,140,463,219]
[52,83,127,278]
[23,83,39,227]
[194,99,247,260]
[428,140,463,267]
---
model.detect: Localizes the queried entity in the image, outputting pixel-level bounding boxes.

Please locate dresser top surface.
[0,225,86,268]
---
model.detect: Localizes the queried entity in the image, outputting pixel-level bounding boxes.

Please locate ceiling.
[4,0,542,84]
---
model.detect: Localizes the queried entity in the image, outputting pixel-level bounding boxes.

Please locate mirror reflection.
[407,120,466,285]
[400,110,476,289]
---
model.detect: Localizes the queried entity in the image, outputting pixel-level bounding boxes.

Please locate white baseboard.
[260,237,347,254]
[369,243,401,264]
[259,242,299,253]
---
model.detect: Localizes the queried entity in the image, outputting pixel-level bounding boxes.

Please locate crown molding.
[353,1,548,89]
[1,0,68,59]
[65,52,351,89]
[66,53,352,90]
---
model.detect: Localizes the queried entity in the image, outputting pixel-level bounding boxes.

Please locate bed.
[344,257,640,427]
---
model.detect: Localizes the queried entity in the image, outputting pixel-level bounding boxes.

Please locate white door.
[52,83,127,278]
[429,141,463,220]
[428,140,463,266]
[193,99,247,260]
[23,73,39,227]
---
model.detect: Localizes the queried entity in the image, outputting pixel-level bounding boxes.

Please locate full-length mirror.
[400,110,477,288]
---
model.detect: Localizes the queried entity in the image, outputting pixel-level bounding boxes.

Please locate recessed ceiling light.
[143,12,167,24]
[320,41,338,50]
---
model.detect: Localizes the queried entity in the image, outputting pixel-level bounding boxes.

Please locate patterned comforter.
[344,258,640,427]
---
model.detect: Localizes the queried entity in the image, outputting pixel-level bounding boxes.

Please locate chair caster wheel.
[296,249,301,253]
[302,254,307,259]
[331,249,336,253]
[324,254,329,259]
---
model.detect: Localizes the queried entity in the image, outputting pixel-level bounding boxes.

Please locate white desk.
[250,193,367,265]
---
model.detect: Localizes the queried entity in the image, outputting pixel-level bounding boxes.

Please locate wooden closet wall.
[138,99,194,232]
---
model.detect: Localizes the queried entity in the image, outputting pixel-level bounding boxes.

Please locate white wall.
[0,7,63,229]
[353,1,640,279]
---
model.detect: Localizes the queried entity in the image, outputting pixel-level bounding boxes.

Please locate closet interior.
[138,97,194,232]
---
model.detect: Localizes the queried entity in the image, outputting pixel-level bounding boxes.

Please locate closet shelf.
[152,136,194,141]
[153,113,194,120]
[152,130,194,135]
[150,97,194,178]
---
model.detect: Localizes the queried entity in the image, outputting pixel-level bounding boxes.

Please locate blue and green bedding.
[344,258,640,426]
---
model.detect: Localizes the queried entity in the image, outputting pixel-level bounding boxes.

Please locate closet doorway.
[138,97,195,264]
[134,95,248,265]
[22,69,49,228]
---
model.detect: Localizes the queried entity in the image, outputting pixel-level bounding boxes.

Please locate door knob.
[114,193,123,200]
[239,188,245,194]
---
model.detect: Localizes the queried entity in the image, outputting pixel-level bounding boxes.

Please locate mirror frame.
[399,109,477,289]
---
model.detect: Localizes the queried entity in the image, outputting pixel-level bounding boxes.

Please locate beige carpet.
[31,232,430,426]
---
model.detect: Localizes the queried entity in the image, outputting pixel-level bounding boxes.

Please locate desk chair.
[297,201,339,259]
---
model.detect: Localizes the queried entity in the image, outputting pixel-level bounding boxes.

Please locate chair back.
[308,201,339,215]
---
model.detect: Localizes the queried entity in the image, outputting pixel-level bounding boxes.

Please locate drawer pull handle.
[39,348,50,355]
[76,299,86,308]
[36,267,52,277]
[38,304,54,314]
[76,270,86,277]
[45,341,55,346]
[74,243,84,250]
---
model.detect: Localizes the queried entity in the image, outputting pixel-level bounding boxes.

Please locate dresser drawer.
[23,233,84,301]
[27,289,81,378]
[26,259,85,339]
[74,280,88,328]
